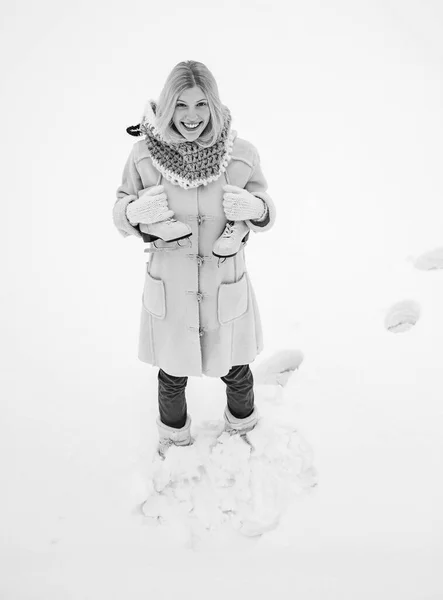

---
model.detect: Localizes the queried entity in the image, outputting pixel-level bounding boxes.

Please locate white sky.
[2,0,443,598]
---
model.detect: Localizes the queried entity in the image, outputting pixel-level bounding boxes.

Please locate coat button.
[197,215,203,225]
[199,327,204,337]
[196,255,204,266]
[196,292,203,302]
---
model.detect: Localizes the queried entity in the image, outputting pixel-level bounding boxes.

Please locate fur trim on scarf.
[138,100,236,190]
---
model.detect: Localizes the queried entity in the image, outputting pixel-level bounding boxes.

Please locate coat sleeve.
[244,147,276,233]
[113,146,143,238]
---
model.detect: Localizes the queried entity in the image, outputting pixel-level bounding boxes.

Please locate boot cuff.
[224,406,259,433]
[156,415,192,446]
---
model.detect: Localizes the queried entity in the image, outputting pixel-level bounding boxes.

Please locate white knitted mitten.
[126,185,174,226]
[222,185,267,221]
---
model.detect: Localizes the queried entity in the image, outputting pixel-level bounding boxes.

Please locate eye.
[176,101,207,108]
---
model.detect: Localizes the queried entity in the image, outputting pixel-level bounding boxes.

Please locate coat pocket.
[218,273,248,325]
[142,271,166,319]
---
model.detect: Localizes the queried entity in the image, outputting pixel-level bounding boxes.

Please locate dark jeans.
[158,364,255,429]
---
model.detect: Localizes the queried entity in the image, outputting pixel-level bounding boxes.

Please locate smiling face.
[172,86,211,142]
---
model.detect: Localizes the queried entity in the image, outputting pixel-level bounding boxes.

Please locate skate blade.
[142,232,192,244]
[143,238,193,255]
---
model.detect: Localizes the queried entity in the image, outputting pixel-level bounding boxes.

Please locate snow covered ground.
[2,1,443,598]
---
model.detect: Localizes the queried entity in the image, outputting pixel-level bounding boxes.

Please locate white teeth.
[183,122,200,129]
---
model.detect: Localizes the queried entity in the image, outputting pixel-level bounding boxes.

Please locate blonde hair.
[156,60,229,148]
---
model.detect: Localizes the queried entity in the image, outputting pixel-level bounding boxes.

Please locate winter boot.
[140,218,192,244]
[156,415,192,459]
[223,406,259,434]
[212,221,250,261]
[223,406,259,450]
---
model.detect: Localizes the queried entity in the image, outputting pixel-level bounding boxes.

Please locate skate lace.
[222,222,234,237]
[165,218,177,225]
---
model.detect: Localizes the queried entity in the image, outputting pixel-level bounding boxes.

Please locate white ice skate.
[212,221,250,263]
[140,218,192,254]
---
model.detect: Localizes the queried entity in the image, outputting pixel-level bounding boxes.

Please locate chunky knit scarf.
[139,100,236,190]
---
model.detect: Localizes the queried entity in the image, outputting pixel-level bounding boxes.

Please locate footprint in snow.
[253,349,304,387]
[413,247,443,271]
[385,300,421,333]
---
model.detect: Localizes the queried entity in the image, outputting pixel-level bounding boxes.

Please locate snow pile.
[412,246,443,271]
[253,349,304,386]
[384,299,421,333]
[137,355,317,544]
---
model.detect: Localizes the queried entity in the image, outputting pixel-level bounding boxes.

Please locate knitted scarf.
[139,100,236,190]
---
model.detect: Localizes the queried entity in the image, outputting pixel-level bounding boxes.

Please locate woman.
[113,60,276,456]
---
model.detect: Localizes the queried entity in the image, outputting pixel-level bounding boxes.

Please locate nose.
[186,107,199,121]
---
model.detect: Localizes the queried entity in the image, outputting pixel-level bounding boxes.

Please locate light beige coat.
[114,133,276,377]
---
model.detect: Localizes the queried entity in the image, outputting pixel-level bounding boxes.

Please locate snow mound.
[253,349,304,386]
[385,300,421,333]
[413,247,443,271]
[139,409,317,542]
